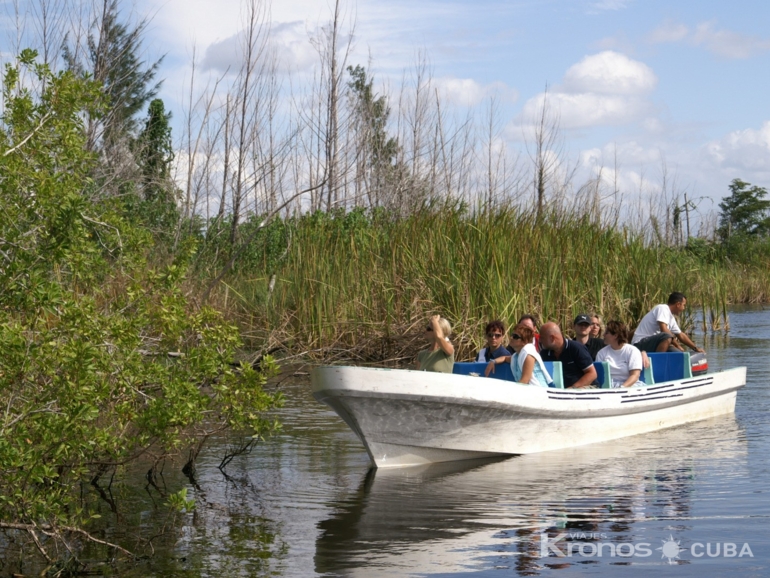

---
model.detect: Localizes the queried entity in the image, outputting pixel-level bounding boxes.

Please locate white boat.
[311,354,746,469]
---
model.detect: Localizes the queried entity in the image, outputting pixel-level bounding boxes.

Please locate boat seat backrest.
[646,351,692,383]
[593,361,612,388]
[542,361,564,389]
[452,361,515,381]
[639,358,654,384]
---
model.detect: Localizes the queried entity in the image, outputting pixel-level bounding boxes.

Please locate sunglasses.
[487,332,503,338]
[510,333,522,340]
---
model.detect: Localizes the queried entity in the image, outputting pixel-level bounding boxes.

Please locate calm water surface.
[125,306,769,577]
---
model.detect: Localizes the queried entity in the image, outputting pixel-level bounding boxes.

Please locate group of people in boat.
[416,292,706,389]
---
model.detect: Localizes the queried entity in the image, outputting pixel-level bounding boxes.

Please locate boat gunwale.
[311,365,746,419]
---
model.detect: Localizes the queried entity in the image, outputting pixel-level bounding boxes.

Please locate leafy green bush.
[0,51,281,565]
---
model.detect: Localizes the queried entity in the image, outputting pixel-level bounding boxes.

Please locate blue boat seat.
[452,361,514,381]
[593,361,612,389]
[646,352,692,383]
[639,357,654,384]
[542,361,563,389]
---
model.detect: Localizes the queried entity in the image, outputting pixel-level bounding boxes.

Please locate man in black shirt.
[573,314,605,360]
[540,322,598,388]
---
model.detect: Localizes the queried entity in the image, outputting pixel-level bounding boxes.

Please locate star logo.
[657,535,684,564]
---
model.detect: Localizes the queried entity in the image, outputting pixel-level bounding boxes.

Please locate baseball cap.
[574,314,591,325]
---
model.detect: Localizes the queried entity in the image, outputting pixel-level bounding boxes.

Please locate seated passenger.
[539,322,598,389]
[631,292,705,354]
[596,320,644,388]
[508,324,552,387]
[416,315,455,373]
[589,314,603,339]
[476,320,510,363]
[509,314,540,353]
[573,313,606,360]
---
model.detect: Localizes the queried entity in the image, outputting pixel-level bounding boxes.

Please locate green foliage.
[166,488,196,513]
[198,203,770,358]
[130,98,180,239]
[0,52,280,563]
[347,65,398,169]
[716,179,770,263]
[718,178,770,241]
[63,0,162,149]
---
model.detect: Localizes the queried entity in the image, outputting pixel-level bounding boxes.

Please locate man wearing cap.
[573,313,605,360]
[632,292,706,354]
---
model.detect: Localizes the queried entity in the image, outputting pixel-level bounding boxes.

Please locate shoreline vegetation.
[196,204,770,366]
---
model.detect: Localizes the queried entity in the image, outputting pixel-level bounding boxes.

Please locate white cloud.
[704,121,770,173]
[692,21,770,59]
[646,19,770,59]
[201,21,317,75]
[521,92,652,130]
[516,51,657,130]
[434,77,518,107]
[563,51,657,95]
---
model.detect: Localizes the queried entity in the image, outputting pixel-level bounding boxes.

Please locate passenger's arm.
[519,355,535,384]
[572,365,598,389]
[431,315,455,356]
[676,331,705,354]
[621,369,641,388]
[485,355,512,376]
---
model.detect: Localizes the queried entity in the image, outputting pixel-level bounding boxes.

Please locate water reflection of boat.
[315,416,747,577]
[311,362,746,468]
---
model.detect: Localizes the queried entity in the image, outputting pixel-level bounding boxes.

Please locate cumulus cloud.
[516,51,657,130]
[562,51,657,95]
[647,19,770,59]
[201,21,317,75]
[433,77,518,107]
[704,121,770,173]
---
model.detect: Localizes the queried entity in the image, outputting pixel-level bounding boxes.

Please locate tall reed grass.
[198,206,770,363]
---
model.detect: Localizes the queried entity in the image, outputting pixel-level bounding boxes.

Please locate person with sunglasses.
[508,324,552,387]
[476,320,510,363]
[416,315,455,373]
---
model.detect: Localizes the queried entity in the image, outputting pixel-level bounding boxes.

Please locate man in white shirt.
[631,292,706,354]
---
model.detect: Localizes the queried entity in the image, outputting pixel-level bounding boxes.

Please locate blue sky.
[133,0,770,211]
[4,0,769,214]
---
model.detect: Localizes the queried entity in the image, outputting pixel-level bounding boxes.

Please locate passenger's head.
[573,314,592,338]
[668,292,687,314]
[539,322,564,352]
[509,324,535,352]
[604,320,630,345]
[484,320,505,347]
[589,314,603,338]
[518,314,539,332]
[426,316,452,340]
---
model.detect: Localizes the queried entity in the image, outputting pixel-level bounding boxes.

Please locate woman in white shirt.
[596,320,644,388]
[507,324,552,387]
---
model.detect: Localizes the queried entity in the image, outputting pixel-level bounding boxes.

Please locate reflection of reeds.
[202,207,770,361]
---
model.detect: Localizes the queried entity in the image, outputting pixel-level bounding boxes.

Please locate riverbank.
[195,206,770,363]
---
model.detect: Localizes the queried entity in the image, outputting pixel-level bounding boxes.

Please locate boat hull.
[311,366,746,468]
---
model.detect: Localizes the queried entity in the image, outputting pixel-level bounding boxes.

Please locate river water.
[88,307,770,576]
